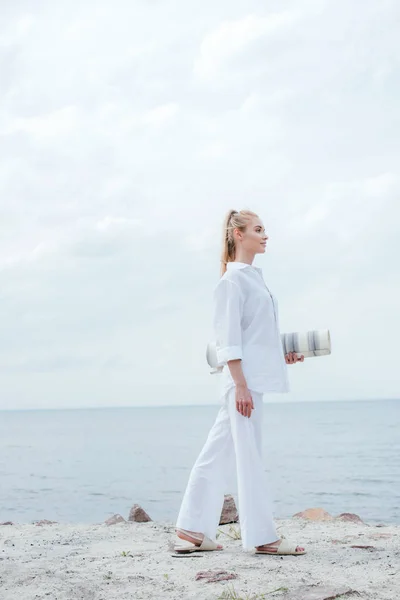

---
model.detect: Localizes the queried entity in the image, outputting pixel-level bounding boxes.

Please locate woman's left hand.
[285,351,304,364]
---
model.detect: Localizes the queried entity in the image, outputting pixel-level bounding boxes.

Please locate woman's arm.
[213,279,243,365]
[227,361,254,418]
[226,358,247,387]
[213,279,254,418]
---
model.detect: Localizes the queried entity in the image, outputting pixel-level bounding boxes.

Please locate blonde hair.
[220,209,259,276]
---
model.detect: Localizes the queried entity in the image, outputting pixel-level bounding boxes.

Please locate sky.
[0,0,399,410]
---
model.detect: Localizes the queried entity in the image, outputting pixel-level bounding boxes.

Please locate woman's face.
[235,216,269,254]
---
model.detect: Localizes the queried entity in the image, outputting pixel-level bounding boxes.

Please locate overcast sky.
[1,0,399,410]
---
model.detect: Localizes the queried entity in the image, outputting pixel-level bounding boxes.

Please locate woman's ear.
[233,228,242,242]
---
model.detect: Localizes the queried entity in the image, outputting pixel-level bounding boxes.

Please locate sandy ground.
[0,517,399,600]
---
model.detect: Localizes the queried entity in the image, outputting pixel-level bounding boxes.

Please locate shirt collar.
[226,261,263,275]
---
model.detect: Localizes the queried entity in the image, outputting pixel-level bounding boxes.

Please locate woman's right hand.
[235,383,254,418]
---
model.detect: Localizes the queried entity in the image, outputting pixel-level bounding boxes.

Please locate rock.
[195,570,237,583]
[335,512,364,524]
[293,508,333,521]
[34,520,58,526]
[350,545,376,550]
[105,514,126,526]
[128,504,152,523]
[219,494,238,525]
[0,521,13,526]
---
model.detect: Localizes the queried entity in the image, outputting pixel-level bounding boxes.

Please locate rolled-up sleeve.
[213,279,243,365]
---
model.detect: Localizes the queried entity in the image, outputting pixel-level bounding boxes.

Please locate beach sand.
[0,517,399,599]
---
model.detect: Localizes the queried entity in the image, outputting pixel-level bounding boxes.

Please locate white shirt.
[213,261,290,394]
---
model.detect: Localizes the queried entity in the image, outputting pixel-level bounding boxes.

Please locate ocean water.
[0,399,399,525]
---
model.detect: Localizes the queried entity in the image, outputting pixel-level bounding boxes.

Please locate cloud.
[0,0,399,408]
[193,12,297,81]
[141,103,180,127]
[3,106,80,137]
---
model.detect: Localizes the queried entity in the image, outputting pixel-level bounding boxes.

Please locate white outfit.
[176,261,289,550]
[214,261,290,394]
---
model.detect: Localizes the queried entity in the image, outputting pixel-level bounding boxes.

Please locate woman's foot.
[256,538,305,553]
[176,528,223,550]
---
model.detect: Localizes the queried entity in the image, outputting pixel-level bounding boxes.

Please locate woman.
[174,209,306,556]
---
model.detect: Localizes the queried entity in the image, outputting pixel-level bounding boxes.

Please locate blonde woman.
[174,209,306,556]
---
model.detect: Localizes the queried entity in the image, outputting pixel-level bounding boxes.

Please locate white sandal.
[255,535,306,556]
[172,529,222,554]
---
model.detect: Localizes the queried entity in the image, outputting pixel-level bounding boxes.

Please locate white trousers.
[175,385,279,550]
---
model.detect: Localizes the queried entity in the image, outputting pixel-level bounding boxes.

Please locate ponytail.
[220,209,258,277]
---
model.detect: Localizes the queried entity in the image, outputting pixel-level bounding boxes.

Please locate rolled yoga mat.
[206,329,331,374]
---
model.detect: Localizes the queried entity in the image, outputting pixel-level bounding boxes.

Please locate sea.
[0,399,399,525]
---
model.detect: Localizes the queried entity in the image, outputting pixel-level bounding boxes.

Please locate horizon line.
[0,397,399,412]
